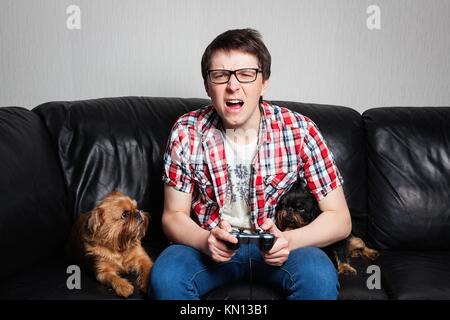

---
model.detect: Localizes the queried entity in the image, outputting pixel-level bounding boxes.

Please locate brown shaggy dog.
[275,182,378,275]
[67,191,153,297]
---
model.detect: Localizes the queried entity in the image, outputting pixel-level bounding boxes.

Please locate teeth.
[227,100,243,104]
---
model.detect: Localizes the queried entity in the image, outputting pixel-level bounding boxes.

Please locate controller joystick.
[226,229,275,251]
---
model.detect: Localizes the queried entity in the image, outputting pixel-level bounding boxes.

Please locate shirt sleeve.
[300,118,344,202]
[162,122,194,193]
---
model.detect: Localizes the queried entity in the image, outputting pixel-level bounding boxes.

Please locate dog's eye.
[121,211,129,219]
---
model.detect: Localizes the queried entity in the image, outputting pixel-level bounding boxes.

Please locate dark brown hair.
[201,28,271,82]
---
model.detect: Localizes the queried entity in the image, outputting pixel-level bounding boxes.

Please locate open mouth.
[225,99,244,109]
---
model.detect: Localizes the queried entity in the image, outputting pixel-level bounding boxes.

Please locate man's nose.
[226,73,241,91]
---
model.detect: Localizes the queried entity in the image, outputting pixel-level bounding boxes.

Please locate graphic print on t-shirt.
[226,163,250,207]
[221,133,258,231]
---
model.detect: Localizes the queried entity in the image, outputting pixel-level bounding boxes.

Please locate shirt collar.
[259,100,272,145]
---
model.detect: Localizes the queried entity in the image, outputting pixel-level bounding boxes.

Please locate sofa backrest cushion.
[34,97,367,242]
[364,107,450,250]
[0,107,70,281]
[34,97,209,242]
[272,101,367,237]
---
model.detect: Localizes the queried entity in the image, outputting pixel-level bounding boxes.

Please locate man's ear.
[204,80,211,98]
[261,78,270,96]
[87,207,104,234]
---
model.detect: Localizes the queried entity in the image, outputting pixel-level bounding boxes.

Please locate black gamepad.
[226,229,275,251]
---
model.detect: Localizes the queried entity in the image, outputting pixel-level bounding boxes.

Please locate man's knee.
[149,259,175,299]
[148,244,199,299]
[288,246,339,299]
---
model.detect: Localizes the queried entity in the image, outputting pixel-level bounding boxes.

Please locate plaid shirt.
[162,101,343,230]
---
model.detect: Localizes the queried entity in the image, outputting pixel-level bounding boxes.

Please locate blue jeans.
[149,243,339,300]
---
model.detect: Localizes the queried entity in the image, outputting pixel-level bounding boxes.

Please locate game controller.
[226,229,275,251]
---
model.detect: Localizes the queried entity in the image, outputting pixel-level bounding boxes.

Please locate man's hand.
[259,218,290,266]
[205,220,238,263]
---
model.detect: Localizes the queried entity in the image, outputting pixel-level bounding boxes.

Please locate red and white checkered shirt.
[162,101,343,230]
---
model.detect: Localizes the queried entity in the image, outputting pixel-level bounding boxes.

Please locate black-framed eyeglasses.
[207,68,262,84]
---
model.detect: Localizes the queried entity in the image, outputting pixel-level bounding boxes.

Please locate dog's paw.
[137,278,148,293]
[135,269,150,294]
[338,263,357,276]
[112,278,135,298]
[135,258,153,294]
[136,267,152,294]
[364,248,379,260]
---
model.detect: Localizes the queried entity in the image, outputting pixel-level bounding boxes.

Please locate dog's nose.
[133,210,142,220]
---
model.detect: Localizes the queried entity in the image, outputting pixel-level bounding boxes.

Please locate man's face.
[204,50,269,131]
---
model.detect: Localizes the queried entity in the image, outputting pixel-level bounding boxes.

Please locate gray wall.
[1,0,449,113]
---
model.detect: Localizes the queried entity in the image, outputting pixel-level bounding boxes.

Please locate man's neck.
[223,107,261,145]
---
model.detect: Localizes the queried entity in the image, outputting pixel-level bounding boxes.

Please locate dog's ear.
[142,211,151,230]
[106,190,125,198]
[274,210,286,231]
[142,211,151,221]
[87,207,104,234]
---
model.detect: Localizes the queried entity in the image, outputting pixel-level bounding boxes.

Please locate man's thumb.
[259,218,274,231]
[219,219,232,232]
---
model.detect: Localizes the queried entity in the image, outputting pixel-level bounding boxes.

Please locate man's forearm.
[284,210,352,250]
[162,210,210,253]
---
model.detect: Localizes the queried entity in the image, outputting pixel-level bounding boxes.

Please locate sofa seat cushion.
[379,250,450,299]
[0,241,165,300]
[337,257,388,300]
[202,282,284,300]
[0,255,145,300]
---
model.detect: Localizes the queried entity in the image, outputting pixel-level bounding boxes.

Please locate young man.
[150,28,351,300]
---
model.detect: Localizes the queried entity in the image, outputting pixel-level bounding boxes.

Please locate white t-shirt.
[221,132,258,232]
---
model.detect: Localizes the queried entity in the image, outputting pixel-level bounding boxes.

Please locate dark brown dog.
[275,182,378,275]
[67,191,153,297]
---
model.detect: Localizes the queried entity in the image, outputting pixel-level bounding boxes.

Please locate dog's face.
[275,183,321,231]
[87,191,149,252]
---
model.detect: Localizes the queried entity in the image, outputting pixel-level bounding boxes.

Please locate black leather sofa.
[1,97,449,300]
